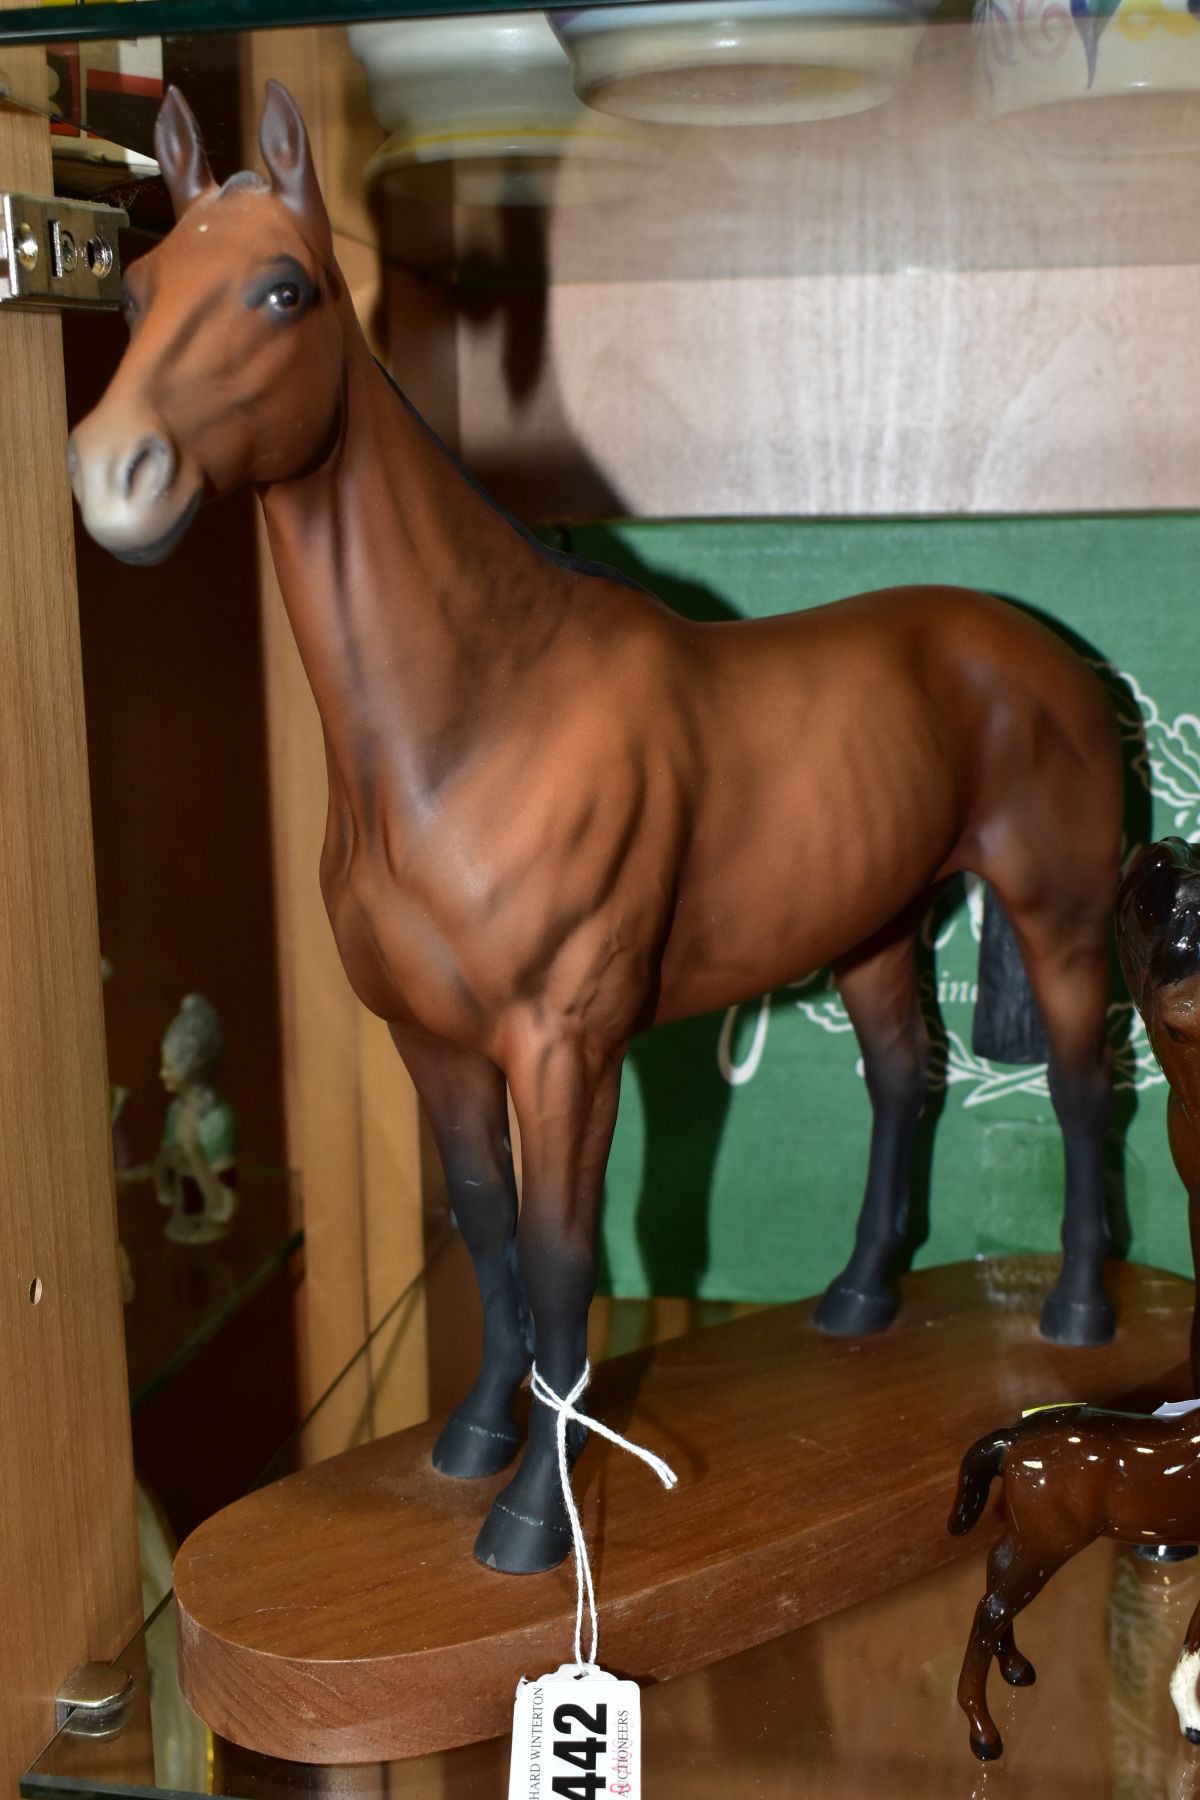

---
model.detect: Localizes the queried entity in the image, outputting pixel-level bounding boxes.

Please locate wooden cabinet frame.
[0,53,141,1796]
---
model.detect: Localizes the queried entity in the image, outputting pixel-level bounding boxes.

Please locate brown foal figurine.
[70,83,1123,1575]
[1119,838,1200,1388]
[951,1403,1200,1761]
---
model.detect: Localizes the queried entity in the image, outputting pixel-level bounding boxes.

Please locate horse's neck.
[260,318,566,819]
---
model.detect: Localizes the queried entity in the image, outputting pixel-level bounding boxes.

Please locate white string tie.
[530,1360,678,1673]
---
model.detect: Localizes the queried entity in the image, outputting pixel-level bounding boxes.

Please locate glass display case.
[16,0,1191,1315]
[2,0,1198,1792]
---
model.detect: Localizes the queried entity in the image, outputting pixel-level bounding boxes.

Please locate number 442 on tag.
[509,1666,642,1800]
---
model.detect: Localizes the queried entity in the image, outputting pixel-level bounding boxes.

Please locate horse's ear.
[154,87,216,217]
[259,80,332,265]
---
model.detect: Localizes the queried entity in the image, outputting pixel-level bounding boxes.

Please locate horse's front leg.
[390,1023,531,1479]
[995,1624,1036,1688]
[473,1027,624,1575]
[957,1590,1006,1761]
[958,1529,1071,1760]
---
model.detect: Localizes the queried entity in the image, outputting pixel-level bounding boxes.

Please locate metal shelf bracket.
[1,192,126,311]
[55,1663,135,1740]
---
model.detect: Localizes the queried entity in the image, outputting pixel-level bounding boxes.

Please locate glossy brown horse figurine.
[69,82,1123,1575]
[951,1402,1200,1761]
[1119,838,1200,1388]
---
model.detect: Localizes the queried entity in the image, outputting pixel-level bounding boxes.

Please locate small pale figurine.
[154,994,238,1244]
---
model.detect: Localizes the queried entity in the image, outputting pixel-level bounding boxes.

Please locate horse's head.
[1117,837,1200,1074]
[69,82,343,564]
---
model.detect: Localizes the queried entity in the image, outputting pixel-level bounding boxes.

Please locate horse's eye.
[268,282,301,312]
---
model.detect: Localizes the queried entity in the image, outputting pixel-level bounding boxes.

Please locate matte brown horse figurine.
[951,1402,1200,1761]
[1119,838,1200,1387]
[69,82,1123,1575]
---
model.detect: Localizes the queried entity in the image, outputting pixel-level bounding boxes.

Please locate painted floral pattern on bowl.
[976,0,1200,92]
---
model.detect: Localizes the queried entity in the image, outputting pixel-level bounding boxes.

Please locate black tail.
[972,885,1049,1066]
[949,1427,1018,1537]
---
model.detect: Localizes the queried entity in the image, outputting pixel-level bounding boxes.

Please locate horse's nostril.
[1185,1727,1200,1744]
[122,434,173,504]
[124,445,149,494]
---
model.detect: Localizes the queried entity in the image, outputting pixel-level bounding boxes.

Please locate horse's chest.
[321,817,555,1048]
[320,746,669,1048]
[322,856,476,1038]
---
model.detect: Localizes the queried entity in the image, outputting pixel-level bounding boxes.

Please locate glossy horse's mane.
[1148,889,1200,985]
[1119,837,1200,987]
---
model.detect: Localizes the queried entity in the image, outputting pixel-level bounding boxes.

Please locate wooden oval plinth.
[175,1257,1192,1763]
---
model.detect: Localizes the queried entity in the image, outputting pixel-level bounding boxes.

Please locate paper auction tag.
[509,1665,642,1800]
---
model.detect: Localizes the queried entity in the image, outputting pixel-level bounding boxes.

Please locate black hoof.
[432,1409,521,1480]
[1039,1289,1115,1348]
[473,1498,571,1574]
[1185,1727,1200,1745]
[1001,1657,1036,1688]
[813,1282,898,1337]
[970,1733,1004,1763]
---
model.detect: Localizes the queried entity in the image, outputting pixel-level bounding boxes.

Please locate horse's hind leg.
[990,880,1115,1346]
[958,1531,1069,1759]
[390,1023,532,1478]
[958,1593,1005,1760]
[814,911,930,1336]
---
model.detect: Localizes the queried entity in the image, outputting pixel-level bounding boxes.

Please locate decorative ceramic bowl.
[974,0,1200,153]
[547,0,938,126]
[347,15,660,205]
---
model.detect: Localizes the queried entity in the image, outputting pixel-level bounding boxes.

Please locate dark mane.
[374,359,651,601]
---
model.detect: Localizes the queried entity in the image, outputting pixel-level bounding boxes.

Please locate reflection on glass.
[0,17,1193,278]
[25,1540,1200,1799]
[120,1165,301,1410]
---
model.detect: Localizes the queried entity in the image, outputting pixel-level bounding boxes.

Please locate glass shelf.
[19,1251,1200,1800]
[117,1165,302,1411]
[5,1,730,43]
[21,1224,760,1798]
[259,1212,750,1487]
[0,7,1195,282]
[24,1515,1200,1795]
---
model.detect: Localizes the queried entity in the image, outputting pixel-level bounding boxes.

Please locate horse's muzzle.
[67,416,201,565]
